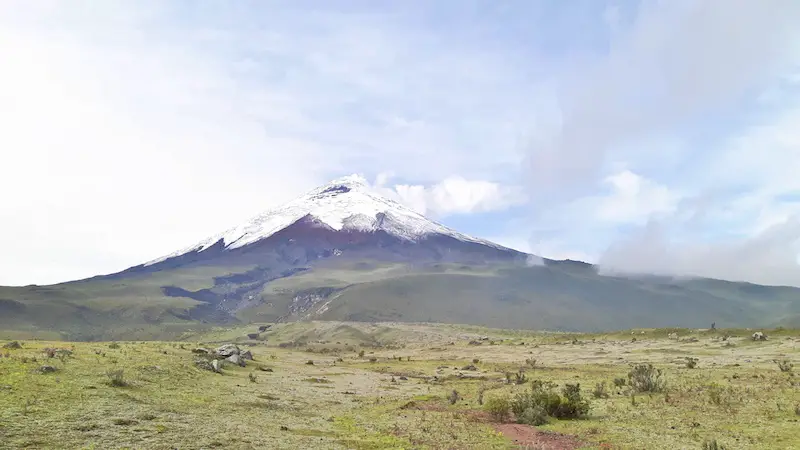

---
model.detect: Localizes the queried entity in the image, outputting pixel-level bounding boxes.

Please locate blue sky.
[2,1,800,286]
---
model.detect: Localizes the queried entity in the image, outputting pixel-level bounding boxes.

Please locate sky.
[2,0,800,287]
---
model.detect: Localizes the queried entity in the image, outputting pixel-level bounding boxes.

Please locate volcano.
[2,175,799,340]
[129,174,529,273]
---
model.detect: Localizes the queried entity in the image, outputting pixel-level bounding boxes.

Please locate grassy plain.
[1,322,798,449]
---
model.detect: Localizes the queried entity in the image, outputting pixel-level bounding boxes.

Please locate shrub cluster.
[510,380,590,425]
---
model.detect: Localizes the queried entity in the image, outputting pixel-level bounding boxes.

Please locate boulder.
[212,359,223,373]
[37,365,58,374]
[752,332,767,341]
[258,325,271,332]
[247,333,260,340]
[226,354,246,367]
[240,350,253,360]
[216,344,240,357]
[194,359,214,372]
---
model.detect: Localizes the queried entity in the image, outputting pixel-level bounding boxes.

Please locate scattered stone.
[467,340,482,346]
[240,350,253,360]
[752,332,767,341]
[3,341,21,349]
[216,344,240,357]
[247,333,260,340]
[192,348,210,354]
[38,365,58,374]
[668,333,678,340]
[461,364,478,371]
[212,359,223,373]
[258,325,270,332]
[280,426,289,431]
[226,354,246,367]
[257,366,274,372]
[194,359,215,372]
[398,376,408,381]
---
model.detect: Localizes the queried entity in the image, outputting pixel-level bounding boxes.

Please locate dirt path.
[493,423,586,450]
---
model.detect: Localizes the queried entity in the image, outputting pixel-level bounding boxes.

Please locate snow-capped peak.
[144,175,510,266]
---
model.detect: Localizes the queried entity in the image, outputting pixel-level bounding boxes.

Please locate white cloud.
[525,0,800,201]
[599,217,800,287]
[592,170,679,224]
[385,176,525,217]
[364,173,524,217]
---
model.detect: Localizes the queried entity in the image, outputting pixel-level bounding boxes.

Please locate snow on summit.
[145,175,506,266]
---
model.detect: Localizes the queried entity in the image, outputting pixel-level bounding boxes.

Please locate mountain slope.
[1,175,799,339]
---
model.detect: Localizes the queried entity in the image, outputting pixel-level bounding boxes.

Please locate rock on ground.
[226,354,246,367]
[216,344,240,357]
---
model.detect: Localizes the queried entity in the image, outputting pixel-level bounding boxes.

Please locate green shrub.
[775,359,793,373]
[613,377,626,387]
[628,364,666,393]
[518,405,549,426]
[706,383,739,408]
[511,380,589,423]
[108,342,120,349]
[483,396,511,423]
[105,369,128,387]
[448,390,460,405]
[685,357,698,369]
[592,381,609,399]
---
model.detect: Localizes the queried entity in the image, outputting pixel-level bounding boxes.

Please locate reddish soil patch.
[493,423,585,450]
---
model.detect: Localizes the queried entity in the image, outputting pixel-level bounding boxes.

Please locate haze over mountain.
[1,176,798,341]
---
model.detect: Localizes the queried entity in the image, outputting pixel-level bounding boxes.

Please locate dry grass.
[1,323,798,449]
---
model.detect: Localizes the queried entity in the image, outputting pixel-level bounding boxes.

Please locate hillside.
[1,176,799,340]
[2,257,799,341]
